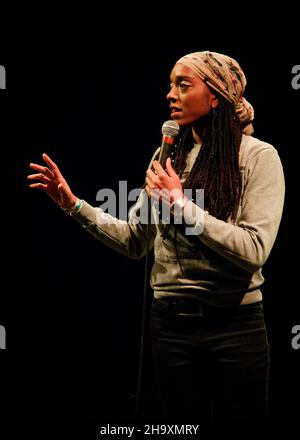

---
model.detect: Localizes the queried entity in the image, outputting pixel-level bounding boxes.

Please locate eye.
[178,81,191,91]
[167,81,192,93]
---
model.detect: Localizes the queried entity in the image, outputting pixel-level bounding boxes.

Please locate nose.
[166,85,178,102]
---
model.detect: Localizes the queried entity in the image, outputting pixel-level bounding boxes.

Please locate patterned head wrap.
[177,51,254,135]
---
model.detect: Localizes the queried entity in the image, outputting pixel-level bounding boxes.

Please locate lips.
[170,107,182,119]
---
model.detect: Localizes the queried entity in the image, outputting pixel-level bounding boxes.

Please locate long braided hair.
[173,95,243,221]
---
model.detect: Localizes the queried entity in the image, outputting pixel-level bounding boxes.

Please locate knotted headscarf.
[177,51,254,135]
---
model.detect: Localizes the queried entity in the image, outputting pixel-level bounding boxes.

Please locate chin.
[176,121,190,128]
[171,117,184,127]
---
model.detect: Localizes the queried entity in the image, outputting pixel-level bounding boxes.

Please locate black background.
[1,7,299,436]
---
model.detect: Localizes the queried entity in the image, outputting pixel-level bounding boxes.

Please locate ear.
[211,95,219,109]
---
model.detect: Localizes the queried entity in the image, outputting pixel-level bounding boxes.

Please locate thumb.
[58,183,75,207]
[165,157,177,177]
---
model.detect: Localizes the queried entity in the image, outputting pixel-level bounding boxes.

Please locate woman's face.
[167,63,217,127]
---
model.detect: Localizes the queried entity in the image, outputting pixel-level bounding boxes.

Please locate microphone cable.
[135,197,152,421]
[134,121,179,420]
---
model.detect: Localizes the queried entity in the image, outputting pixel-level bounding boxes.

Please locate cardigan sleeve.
[70,147,160,259]
[178,143,285,272]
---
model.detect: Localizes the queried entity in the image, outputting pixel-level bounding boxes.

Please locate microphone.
[157,120,180,168]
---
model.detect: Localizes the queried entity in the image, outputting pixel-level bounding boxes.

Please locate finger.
[145,177,161,198]
[145,185,159,200]
[27,173,51,183]
[145,175,158,188]
[145,183,160,200]
[29,163,55,179]
[152,160,168,176]
[147,168,159,184]
[165,157,177,177]
[28,183,48,189]
[42,153,62,177]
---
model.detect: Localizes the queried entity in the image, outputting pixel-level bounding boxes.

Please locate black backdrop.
[1,8,299,435]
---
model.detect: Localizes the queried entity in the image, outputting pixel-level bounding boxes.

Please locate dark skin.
[28,153,77,209]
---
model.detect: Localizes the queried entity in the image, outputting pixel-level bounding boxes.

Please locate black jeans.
[150,298,270,422]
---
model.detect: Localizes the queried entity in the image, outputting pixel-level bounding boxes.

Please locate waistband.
[153,296,263,318]
[153,289,262,306]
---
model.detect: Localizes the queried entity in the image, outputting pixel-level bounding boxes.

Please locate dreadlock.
[173,95,243,221]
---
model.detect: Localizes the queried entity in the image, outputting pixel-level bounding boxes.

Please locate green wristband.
[61,198,83,215]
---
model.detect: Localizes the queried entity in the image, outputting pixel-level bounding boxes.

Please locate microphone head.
[161,120,180,137]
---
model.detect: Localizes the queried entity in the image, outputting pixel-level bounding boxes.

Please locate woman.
[28,51,285,421]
